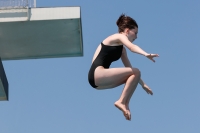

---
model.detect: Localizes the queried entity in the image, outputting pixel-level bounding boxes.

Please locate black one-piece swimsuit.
[88,42,123,88]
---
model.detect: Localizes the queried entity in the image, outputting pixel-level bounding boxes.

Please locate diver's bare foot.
[126,110,131,120]
[125,103,130,110]
[114,101,131,120]
[125,103,131,120]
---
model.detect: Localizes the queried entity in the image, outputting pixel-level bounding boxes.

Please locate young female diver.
[88,14,159,120]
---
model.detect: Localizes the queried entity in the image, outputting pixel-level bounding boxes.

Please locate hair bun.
[116,14,138,33]
[116,14,125,26]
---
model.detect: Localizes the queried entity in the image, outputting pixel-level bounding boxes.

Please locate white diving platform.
[0,6,83,100]
[0,7,83,60]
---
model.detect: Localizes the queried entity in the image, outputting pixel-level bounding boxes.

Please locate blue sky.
[1,0,200,133]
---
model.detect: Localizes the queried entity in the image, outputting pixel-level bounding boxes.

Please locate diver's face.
[127,27,138,42]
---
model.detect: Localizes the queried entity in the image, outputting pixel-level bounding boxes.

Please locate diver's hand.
[145,54,159,62]
[142,84,153,95]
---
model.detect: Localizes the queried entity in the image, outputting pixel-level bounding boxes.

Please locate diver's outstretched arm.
[118,34,159,62]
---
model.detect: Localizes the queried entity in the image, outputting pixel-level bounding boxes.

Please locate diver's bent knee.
[132,68,141,77]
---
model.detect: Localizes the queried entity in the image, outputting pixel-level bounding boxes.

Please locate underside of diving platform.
[0,7,83,60]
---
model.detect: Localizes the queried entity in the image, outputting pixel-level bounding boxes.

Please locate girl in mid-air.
[88,14,159,120]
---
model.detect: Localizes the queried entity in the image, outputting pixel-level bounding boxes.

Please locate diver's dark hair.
[116,14,138,33]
